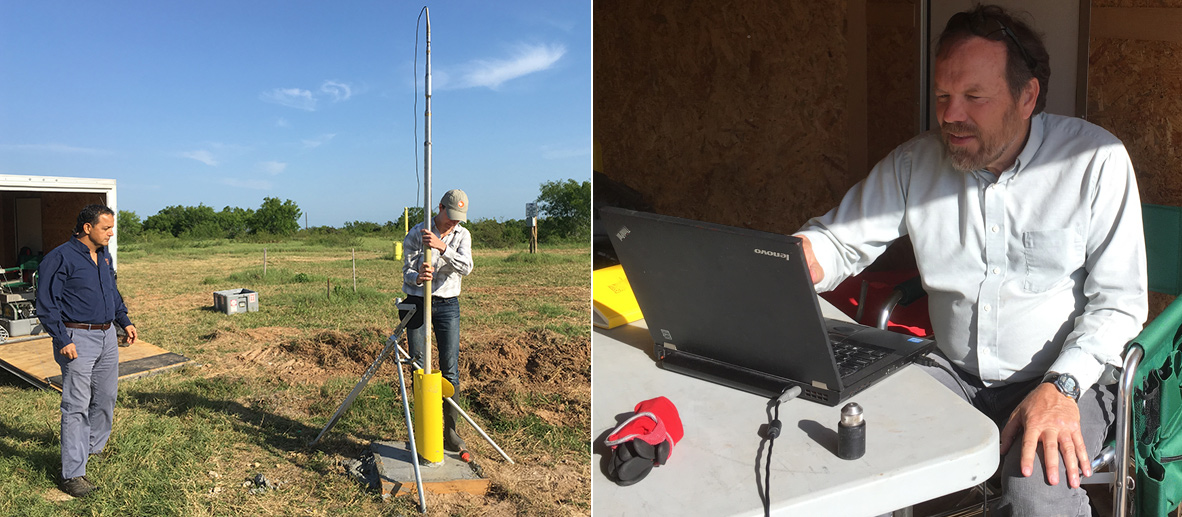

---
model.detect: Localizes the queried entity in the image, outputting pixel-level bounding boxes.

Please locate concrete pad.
[372,440,489,499]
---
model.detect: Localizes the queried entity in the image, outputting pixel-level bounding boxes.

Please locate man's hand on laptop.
[795,235,825,284]
[999,383,1091,489]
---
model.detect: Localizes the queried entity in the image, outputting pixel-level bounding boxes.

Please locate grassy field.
[0,236,591,516]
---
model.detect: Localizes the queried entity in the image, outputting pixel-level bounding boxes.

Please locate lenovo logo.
[754,248,790,260]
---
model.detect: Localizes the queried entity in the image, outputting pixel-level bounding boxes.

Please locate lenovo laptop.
[599,207,936,406]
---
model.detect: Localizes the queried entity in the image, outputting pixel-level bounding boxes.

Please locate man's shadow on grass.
[0,414,61,482]
[0,370,73,482]
[120,386,392,461]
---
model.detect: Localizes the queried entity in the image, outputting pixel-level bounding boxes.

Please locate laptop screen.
[600,207,842,391]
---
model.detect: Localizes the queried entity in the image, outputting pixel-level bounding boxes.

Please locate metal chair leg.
[1113,346,1142,517]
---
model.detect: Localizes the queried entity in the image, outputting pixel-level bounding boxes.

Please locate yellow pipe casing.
[413,369,444,463]
[394,241,403,262]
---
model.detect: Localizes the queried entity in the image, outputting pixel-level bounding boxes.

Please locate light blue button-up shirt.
[798,113,1147,390]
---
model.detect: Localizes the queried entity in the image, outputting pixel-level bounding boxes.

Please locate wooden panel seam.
[1091,7,1182,43]
[848,0,869,180]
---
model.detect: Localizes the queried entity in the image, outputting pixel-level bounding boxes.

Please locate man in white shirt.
[402,189,475,458]
[796,6,1146,516]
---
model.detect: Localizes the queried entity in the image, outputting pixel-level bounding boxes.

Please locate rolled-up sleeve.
[797,146,911,293]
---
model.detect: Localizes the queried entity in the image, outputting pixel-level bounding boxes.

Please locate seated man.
[795,5,1147,516]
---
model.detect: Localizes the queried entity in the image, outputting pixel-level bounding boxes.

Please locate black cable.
[762,386,799,517]
[763,401,779,517]
[412,7,426,210]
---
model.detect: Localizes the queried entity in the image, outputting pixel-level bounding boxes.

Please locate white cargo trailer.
[0,175,189,390]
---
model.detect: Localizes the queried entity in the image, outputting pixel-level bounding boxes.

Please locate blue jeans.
[55,327,119,480]
[405,295,461,392]
[916,351,1114,517]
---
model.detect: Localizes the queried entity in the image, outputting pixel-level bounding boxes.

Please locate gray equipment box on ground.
[0,317,42,339]
[213,288,259,315]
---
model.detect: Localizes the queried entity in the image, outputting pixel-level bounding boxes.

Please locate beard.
[941,107,1024,172]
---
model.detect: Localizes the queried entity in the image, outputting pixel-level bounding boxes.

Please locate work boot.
[59,476,98,498]
[443,403,471,462]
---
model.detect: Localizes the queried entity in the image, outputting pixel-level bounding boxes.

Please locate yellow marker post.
[395,207,408,261]
[413,369,443,463]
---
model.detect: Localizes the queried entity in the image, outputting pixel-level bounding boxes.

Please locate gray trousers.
[55,327,119,480]
[917,352,1115,517]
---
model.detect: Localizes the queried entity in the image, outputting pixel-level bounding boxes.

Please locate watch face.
[1056,374,1080,399]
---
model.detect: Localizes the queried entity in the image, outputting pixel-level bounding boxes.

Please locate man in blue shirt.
[37,204,137,498]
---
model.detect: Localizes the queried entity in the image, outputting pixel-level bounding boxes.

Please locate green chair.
[1104,203,1182,517]
[1109,295,1182,517]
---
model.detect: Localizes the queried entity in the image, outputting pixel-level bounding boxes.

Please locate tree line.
[117,179,591,248]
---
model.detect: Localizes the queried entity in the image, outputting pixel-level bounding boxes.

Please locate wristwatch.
[1042,372,1081,402]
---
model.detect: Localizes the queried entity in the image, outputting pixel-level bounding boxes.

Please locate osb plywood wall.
[595,0,919,237]
[0,192,102,267]
[596,1,854,234]
[867,0,921,167]
[1087,1,1182,315]
[0,196,12,267]
[42,192,107,252]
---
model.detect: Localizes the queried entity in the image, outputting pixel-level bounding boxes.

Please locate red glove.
[604,396,683,485]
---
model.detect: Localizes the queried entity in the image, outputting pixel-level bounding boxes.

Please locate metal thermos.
[838,402,866,460]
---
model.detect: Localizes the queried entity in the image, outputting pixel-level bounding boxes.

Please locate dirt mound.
[460,329,591,425]
[203,326,398,383]
[201,326,304,350]
[280,327,391,373]
[466,329,590,385]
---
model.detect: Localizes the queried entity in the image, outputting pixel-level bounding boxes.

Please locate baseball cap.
[441,189,469,222]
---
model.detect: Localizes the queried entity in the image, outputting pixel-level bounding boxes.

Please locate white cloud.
[261,88,317,111]
[260,161,287,175]
[220,177,271,190]
[320,80,352,102]
[261,81,355,111]
[301,133,336,149]
[453,43,566,89]
[180,150,218,166]
[275,117,290,128]
[0,143,111,155]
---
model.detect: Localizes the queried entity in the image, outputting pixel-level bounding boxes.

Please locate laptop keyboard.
[833,341,890,378]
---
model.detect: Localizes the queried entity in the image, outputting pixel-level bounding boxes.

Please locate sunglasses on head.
[947,11,1036,71]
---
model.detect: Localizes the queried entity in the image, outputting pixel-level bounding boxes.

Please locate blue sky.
[0,1,591,227]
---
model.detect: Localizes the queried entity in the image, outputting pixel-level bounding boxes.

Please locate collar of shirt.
[67,236,105,260]
[970,112,1046,185]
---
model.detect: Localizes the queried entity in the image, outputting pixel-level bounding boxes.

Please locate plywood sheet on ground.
[0,336,190,391]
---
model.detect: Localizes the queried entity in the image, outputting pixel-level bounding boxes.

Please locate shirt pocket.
[1022,227,1084,293]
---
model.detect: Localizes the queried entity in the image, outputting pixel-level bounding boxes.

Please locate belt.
[64,322,112,330]
[406,295,457,302]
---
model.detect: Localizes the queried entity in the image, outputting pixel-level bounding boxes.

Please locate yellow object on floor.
[593,264,643,329]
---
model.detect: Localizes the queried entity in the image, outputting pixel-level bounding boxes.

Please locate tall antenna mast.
[421,7,433,375]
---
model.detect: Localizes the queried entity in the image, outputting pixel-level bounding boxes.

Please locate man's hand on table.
[999,382,1091,488]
